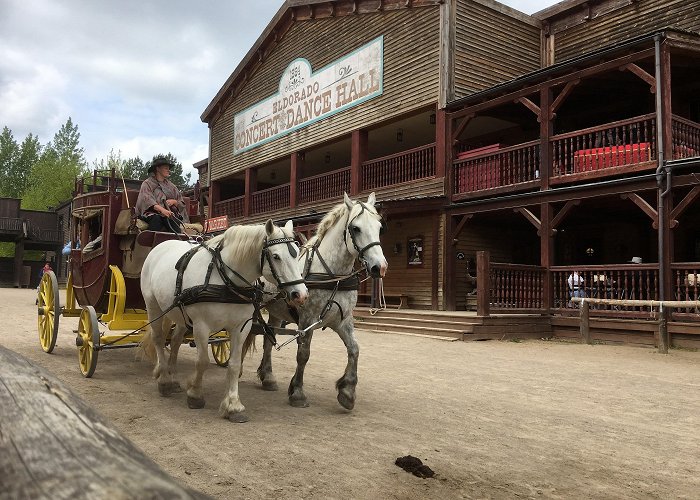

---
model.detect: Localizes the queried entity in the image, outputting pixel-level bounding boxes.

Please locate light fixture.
[586,247,594,257]
[396,128,403,142]
[324,152,331,164]
[429,113,436,125]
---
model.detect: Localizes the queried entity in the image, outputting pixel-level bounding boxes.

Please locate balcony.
[362,143,436,190]
[452,114,700,199]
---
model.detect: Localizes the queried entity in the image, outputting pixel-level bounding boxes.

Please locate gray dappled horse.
[253,193,387,410]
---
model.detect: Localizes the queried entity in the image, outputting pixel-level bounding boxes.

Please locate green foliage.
[0,126,19,197]
[145,153,191,189]
[22,150,84,210]
[123,156,147,180]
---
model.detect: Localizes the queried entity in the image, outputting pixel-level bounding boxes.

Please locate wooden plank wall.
[453,0,541,99]
[550,0,700,63]
[210,7,441,182]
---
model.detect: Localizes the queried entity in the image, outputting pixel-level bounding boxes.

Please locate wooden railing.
[551,114,656,176]
[551,265,659,317]
[362,143,435,190]
[671,263,700,317]
[489,262,546,311]
[298,168,350,205]
[671,116,700,159]
[453,141,540,196]
[213,196,244,219]
[252,184,290,214]
[0,217,22,232]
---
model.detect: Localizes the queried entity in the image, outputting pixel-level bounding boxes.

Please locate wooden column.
[659,41,673,303]
[13,238,24,288]
[290,152,304,208]
[431,212,440,310]
[209,180,221,212]
[540,202,554,310]
[435,108,447,179]
[476,250,490,317]
[243,168,257,218]
[443,214,456,311]
[539,85,553,190]
[350,129,367,195]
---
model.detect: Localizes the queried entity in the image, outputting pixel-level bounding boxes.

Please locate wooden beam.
[514,207,541,232]
[551,199,580,229]
[515,97,541,121]
[670,185,700,225]
[621,63,656,92]
[452,114,474,142]
[549,79,580,119]
[621,192,658,227]
[453,214,472,240]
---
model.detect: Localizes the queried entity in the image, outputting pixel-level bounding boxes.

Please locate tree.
[122,156,147,180]
[9,134,41,198]
[144,153,191,189]
[52,117,86,168]
[0,126,19,197]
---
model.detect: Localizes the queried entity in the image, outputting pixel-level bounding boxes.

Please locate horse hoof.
[158,381,182,396]
[289,397,309,408]
[187,396,205,409]
[228,412,249,423]
[337,392,355,410]
[262,380,278,391]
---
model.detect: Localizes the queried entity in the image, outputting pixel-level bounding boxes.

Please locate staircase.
[353,307,551,341]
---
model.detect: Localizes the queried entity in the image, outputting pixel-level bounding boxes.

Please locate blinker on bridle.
[344,201,383,262]
[261,236,305,291]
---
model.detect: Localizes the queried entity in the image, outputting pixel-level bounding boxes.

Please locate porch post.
[659,40,673,304]
[444,110,454,199]
[209,180,221,213]
[435,108,447,179]
[540,202,554,311]
[443,213,456,311]
[13,239,24,288]
[244,168,257,218]
[539,85,553,190]
[350,129,367,195]
[290,152,304,208]
[476,250,490,317]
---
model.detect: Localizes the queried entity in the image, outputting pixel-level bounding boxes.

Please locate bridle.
[261,235,305,292]
[343,201,385,267]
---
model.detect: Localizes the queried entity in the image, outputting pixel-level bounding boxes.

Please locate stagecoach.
[36,169,231,377]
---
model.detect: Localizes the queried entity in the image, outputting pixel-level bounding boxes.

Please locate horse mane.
[306,198,379,249]
[206,224,270,263]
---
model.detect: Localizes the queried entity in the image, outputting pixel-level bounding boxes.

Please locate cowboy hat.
[148,155,174,173]
[628,256,643,264]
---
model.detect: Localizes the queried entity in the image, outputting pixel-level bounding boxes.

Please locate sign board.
[204,215,229,233]
[234,36,383,154]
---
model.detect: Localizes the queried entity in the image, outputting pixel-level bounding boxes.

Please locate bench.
[357,293,409,309]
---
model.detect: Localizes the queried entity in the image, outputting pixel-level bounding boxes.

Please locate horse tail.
[241,328,257,359]
[136,327,156,363]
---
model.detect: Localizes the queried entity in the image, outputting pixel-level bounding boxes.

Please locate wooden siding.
[382,215,437,309]
[363,176,444,201]
[210,7,441,182]
[551,0,700,63]
[453,0,541,99]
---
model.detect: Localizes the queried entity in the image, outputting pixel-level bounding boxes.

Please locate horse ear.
[344,192,353,209]
[367,192,376,206]
[284,219,294,234]
[265,219,275,236]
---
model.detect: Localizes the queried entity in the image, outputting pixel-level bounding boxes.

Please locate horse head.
[343,192,388,279]
[262,219,308,306]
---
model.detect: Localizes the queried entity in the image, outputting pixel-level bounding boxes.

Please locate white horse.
[252,193,387,410]
[140,220,308,422]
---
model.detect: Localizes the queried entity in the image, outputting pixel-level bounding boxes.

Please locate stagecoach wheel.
[77,306,100,378]
[211,337,230,367]
[37,270,60,353]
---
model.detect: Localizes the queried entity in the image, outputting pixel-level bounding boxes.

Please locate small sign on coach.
[204,215,229,233]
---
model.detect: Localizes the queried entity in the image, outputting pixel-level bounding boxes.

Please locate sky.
[0,0,556,179]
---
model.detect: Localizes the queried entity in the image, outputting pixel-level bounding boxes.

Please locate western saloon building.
[201,0,700,347]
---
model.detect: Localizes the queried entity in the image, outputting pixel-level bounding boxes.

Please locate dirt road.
[4,288,700,499]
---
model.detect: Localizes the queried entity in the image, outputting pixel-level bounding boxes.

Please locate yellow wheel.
[211,337,230,367]
[77,306,100,378]
[37,271,60,353]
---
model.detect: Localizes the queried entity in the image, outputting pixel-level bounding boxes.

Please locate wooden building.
[201,0,700,346]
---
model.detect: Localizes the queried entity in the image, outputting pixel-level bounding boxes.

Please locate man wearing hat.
[135,155,189,232]
[628,256,643,264]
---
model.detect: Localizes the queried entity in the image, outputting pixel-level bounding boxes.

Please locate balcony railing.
[453,141,540,196]
[671,116,700,159]
[252,183,290,214]
[213,196,244,219]
[362,143,435,190]
[298,168,350,205]
[490,263,546,311]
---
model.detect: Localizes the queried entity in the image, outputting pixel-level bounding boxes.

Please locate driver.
[135,155,189,232]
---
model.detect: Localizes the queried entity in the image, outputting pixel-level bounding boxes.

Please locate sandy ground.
[4,287,700,499]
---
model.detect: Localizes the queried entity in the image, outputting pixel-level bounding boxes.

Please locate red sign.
[204,216,229,233]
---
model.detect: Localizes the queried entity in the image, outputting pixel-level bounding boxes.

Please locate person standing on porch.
[568,271,585,300]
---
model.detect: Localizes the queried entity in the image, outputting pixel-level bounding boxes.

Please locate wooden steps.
[353,308,551,341]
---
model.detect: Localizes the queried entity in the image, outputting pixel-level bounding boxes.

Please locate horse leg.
[334,320,359,411]
[257,317,281,391]
[185,325,210,409]
[164,323,188,394]
[288,330,314,408]
[147,310,174,397]
[219,328,249,423]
